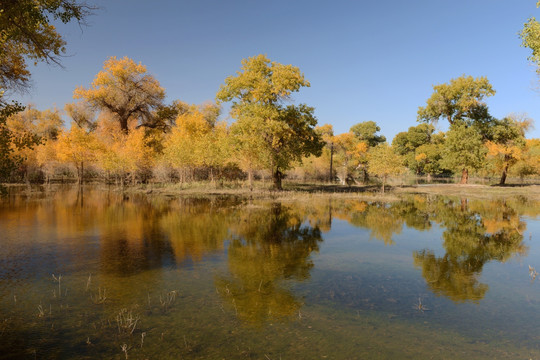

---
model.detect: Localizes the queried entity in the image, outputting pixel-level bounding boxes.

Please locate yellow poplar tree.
[162,109,212,181]
[333,132,368,185]
[56,124,101,184]
[98,128,154,184]
[74,56,165,133]
[35,139,60,183]
[485,115,530,184]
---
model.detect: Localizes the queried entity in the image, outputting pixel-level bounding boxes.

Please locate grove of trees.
[1,57,540,190]
[2,1,540,191]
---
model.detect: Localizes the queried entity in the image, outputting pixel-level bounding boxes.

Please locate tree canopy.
[417,75,495,125]
[520,1,540,73]
[74,56,165,133]
[0,0,93,92]
[350,121,386,147]
[367,143,405,193]
[216,54,323,190]
[0,0,93,187]
[441,121,487,184]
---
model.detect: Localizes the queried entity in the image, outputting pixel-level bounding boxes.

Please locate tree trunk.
[460,198,468,211]
[247,168,253,191]
[460,168,468,184]
[79,161,84,185]
[499,163,508,185]
[272,168,282,190]
[120,117,129,134]
[362,167,369,184]
[381,175,386,193]
[427,173,432,183]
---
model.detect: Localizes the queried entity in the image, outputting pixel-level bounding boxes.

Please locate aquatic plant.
[90,287,107,304]
[116,308,139,335]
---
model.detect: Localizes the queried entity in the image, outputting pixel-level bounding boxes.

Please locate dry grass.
[5,180,540,201]
[125,181,540,201]
[394,183,540,200]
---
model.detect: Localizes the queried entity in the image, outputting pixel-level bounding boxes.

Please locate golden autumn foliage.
[74,56,165,133]
[97,128,155,183]
[162,107,230,182]
[163,110,212,171]
[56,124,101,183]
[35,139,60,182]
[332,132,368,184]
[486,141,522,165]
[3,55,540,187]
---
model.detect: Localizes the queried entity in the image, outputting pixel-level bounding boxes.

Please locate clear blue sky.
[15,0,540,140]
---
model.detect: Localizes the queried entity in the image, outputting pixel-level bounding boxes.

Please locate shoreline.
[4,182,540,201]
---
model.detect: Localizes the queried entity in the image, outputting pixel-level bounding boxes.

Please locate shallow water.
[0,186,539,359]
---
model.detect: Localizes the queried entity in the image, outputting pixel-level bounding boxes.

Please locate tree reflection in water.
[412,197,528,302]
[333,195,534,302]
[216,203,323,325]
[3,187,538,309]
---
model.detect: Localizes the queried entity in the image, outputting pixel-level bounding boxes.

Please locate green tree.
[350,121,386,147]
[216,54,323,190]
[418,75,496,183]
[441,122,487,184]
[392,123,437,175]
[485,115,531,184]
[367,144,405,193]
[418,75,495,125]
[414,142,444,179]
[520,1,540,74]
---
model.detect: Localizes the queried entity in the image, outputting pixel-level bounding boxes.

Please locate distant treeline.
[1,56,540,191]
[2,1,540,192]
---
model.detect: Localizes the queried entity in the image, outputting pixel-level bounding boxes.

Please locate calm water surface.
[1,186,539,359]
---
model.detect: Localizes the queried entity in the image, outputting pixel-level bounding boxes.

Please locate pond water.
[0,186,539,359]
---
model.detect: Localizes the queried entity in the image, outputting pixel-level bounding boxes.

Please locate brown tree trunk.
[362,167,369,184]
[120,117,129,134]
[499,164,508,185]
[460,168,468,184]
[381,175,386,193]
[79,161,84,185]
[272,168,282,190]
[460,198,468,211]
[247,168,253,191]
